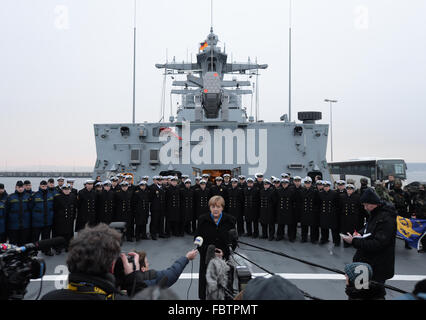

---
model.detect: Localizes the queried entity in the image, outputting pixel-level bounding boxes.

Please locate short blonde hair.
[209,195,225,209]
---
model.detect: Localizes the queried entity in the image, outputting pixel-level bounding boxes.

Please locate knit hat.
[344,263,373,284]
[243,276,305,300]
[360,188,381,204]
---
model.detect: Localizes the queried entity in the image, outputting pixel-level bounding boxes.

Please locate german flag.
[199,41,208,51]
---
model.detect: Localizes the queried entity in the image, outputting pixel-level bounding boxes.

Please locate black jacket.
[195,212,236,300]
[275,186,297,225]
[149,184,166,213]
[339,193,363,233]
[194,188,210,218]
[300,187,320,226]
[318,190,339,229]
[53,193,77,235]
[113,189,132,222]
[226,187,243,219]
[76,188,97,231]
[243,186,259,222]
[96,190,115,225]
[259,187,276,225]
[180,187,195,223]
[131,188,150,225]
[165,185,181,222]
[41,272,146,300]
[352,202,397,282]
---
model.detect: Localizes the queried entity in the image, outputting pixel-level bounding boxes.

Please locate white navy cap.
[117,173,124,178]
[171,176,178,181]
[61,184,71,189]
[281,173,290,178]
[143,176,149,180]
[346,184,355,189]
[247,178,254,183]
[231,178,238,183]
[281,179,290,184]
[294,176,302,181]
[337,180,346,185]
[223,174,231,178]
[57,177,65,181]
[304,177,313,183]
[67,178,76,183]
[239,175,246,180]
[103,180,112,186]
[125,175,133,180]
[255,173,264,178]
[215,176,223,181]
[95,182,103,187]
[120,181,129,186]
[264,179,272,185]
[110,176,119,181]
[138,180,147,185]
[84,179,95,184]
[195,176,201,181]
[323,181,332,186]
[184,179,192,184]
[181,175,189,179]
[200,180,207,184]
[202,174,209,178]
[273,178,280,183]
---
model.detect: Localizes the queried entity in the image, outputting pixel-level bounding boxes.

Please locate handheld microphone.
[2,237,66,254]
[194,236,203,250]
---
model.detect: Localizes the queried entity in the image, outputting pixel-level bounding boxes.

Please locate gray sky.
[1,0,426,170]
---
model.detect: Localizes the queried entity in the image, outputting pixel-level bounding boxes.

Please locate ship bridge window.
[294,126,303,136]
[208,58,217,71]
[120,127,130,137]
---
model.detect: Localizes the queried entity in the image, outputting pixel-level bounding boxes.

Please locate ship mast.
[132,0,137,124]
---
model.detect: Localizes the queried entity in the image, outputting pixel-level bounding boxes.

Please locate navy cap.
[24,180,31,185]
[48,178,55,183]
[0,183,4,189]
[16,181,24,187]
[40,180,48,186]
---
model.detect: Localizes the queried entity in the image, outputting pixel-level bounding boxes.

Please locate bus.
[328,158,407,189]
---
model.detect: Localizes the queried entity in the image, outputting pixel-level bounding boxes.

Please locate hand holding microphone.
[186,236,203,261]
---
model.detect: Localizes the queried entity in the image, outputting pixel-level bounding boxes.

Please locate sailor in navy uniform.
[67,178,78,196]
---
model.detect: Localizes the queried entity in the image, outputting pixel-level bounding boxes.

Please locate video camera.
[227,229,252,296]
[0,237,64,300]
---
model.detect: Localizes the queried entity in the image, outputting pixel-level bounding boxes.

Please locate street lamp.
[324,99,338,162]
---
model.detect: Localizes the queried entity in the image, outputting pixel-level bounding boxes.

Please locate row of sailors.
[0,173,366,253]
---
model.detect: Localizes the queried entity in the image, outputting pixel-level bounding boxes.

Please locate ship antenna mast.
[288,0,292,122]
[132,0,137,124]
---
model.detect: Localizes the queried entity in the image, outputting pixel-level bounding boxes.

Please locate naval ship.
[22,28,424,301]
[93,28,331,183]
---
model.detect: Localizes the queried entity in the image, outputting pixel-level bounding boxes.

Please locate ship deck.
[24,229,425,301]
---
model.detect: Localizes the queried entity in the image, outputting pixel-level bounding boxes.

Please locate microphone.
[18,237,66,253]
[194,236,203,250]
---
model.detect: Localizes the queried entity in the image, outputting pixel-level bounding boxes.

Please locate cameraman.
[134,249,198,288]
[42,223,147,300]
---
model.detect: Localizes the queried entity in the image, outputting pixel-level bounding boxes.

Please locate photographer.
[134,249,198,288]
[42,223,147,300]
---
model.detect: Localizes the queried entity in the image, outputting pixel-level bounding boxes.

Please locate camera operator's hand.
[215,248,223,259]
[186,249,198,261]
[121,252,140,275]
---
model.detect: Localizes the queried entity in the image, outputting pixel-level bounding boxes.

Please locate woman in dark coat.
[194,195,236,300]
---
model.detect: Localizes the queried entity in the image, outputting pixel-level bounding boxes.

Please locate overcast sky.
[1,0,426,170]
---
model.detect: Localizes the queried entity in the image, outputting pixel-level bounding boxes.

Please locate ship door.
[232,167,241,178]
[192,167,202,178]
